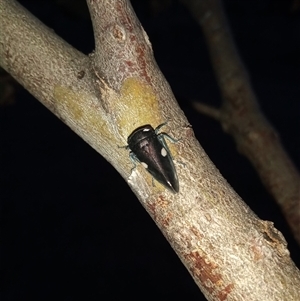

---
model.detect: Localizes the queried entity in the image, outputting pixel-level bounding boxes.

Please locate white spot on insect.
[143,128,150,132]
[161,147,167,157]
[141,162,148,169]
[167,181,172,187]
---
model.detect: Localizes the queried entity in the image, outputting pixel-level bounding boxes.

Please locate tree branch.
[1,0,300,300]
[182,0,300,246]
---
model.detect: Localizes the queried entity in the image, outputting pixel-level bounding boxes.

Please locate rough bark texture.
[182,0,300,246]
[1,0,300,300]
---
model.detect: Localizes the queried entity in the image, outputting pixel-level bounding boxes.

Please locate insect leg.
[154,122,168,134]
[129,151,139,173]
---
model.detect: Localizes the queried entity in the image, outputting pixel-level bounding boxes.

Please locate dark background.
[1,0,299,300]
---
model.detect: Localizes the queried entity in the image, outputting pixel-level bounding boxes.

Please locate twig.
[182,0,300,246]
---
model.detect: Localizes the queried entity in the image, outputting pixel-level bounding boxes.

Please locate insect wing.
[149,138,179,193]
[134,134,179,193]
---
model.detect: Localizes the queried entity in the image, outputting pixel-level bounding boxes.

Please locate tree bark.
[0,0,299,300]
[182,0,300,246]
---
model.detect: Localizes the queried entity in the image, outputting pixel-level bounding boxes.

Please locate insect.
[126,123,179,193]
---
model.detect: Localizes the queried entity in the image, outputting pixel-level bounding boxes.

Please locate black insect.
[126,123,179,193]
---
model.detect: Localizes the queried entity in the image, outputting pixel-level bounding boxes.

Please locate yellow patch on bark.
[116,77,162,139]
[53,86,111,141]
